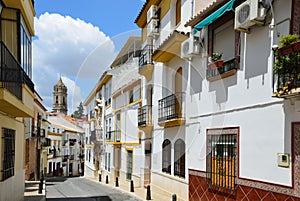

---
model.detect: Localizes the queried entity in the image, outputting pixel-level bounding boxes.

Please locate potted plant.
[277,34,299,56]
[208,52,223,69]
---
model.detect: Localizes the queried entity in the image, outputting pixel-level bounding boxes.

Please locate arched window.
[176,0,181,25]
[56,96,58,104]
[174,139,185,178]
[162,139,171,174]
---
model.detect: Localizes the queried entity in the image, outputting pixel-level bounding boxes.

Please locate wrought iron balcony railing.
[0,41,34,100]
[139,45,153,69]
[138,105,152,126]
[106,130,121,142]
[273,44,300,97]
[158,92,185,123]
[206,58,236,81]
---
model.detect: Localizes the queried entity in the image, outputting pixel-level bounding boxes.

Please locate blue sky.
[33,0,145,114]
[35,0,144,37]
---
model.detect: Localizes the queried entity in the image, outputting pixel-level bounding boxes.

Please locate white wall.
[186,0,294,186]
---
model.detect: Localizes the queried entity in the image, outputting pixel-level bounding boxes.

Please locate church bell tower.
[52,77,68,115]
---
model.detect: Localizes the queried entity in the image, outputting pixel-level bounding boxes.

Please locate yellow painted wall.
[3,0,35,36]
[159,0,171,20]
[23,85,35,112]
[0,114,26,201]
[142,25,148,43]
[0,115,25,178]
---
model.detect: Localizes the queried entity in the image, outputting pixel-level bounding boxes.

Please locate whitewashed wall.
[186,0,294,186]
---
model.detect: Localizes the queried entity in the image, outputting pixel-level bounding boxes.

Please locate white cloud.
[33,13,116,114]
[61,76,82,114]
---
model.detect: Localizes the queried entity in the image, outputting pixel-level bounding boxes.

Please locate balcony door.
[175,67,182,118]
[144,141,152,186]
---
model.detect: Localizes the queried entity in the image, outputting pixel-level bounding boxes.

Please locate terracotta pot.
[216,60,224,67]
[293,41,300,52]
[278,44,293,56]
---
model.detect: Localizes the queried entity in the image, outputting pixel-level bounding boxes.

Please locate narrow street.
[46,177,142,201]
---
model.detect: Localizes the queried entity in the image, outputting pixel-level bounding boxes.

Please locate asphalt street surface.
[46,177,142,201]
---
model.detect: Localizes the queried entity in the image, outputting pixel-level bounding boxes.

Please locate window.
[56,96,58,104]
[126,150,133,180]
[174,139,185,178]
[162,139,171,174]
[1,128,15,181]
[129,90,134,103]
[49,162,52,173]
[207,11,240,80]
[176,0,181,25]
[206,129,237,190]
[108,153,111,172]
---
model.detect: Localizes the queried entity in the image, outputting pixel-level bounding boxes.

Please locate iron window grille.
[138,105,152,126]
[1,128,15,181]
[162,139,171,174]
[174,139,185,178]
[206,133,237,190]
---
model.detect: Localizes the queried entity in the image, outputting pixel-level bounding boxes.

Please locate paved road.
[46,177,142,201]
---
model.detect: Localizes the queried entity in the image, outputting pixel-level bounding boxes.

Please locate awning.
[193,0,235,34]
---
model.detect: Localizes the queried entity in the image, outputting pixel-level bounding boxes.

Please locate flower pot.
[293,41,300,52]
[278,44,293,56]
[216,60,224,68]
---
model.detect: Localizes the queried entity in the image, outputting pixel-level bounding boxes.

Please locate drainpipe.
[191,0,194,18]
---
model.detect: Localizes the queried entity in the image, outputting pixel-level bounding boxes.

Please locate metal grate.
[206,58,236,80]
[162,139,171,174]
[174,139,185,178]
[1,128,15,181]
[139,45,153,69]
[158,92,184,122]
[274,49,300,93]
[206,134,237,190]
[138,105,152,126]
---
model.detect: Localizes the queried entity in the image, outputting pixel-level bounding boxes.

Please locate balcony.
[138,105,153,134]
[105,98,111,107]
[139,45,154,80]
[273,41,300,98]
[206,58,237,82]
[0,41,34,117]
[158,92,185,128]
[106,130,121,143]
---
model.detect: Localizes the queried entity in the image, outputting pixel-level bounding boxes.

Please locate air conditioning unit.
[147,19,159,37]
[147,5,158,23]
[181,36,200,58]
[234,0,267,32]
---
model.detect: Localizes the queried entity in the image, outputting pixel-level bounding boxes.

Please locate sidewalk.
[24,180,46,201]
[85,176,172,201]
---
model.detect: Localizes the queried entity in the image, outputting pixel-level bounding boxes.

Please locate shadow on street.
[47,196,112,201]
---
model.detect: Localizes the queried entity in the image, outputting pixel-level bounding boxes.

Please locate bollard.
[146,185,151,200]
[130,180,134,192]
[99,174,101,182]
[116,177,119,187]
[172,194,177,201]
[106,175,109,184]
[38,178,43,194]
